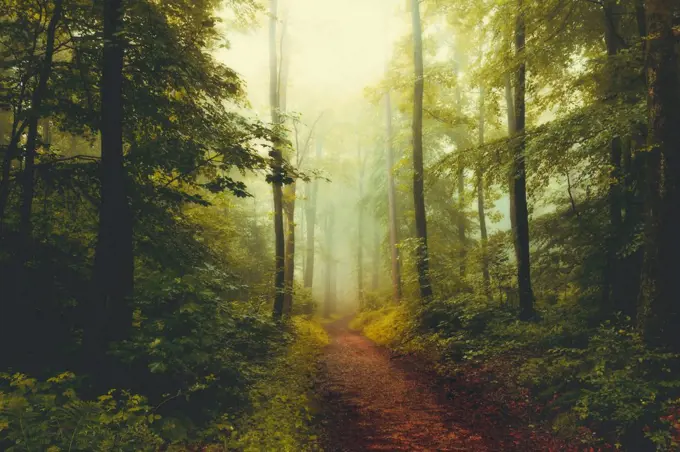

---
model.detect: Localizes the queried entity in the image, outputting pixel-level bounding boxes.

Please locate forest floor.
[315,316,583,452]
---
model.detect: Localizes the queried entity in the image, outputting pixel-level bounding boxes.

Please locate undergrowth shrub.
[353,297,680,449]
[0,317,328,451]
[231,317,328,451]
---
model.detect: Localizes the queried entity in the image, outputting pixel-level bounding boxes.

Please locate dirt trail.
[316,317,494,451]
[315,316,585,452]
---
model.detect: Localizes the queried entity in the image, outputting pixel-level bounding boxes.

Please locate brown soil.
[316,316,499,451]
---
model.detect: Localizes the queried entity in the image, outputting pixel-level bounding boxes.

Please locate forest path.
[316,316,497,451]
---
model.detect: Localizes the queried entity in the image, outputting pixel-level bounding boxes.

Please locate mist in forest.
[1,0,679,449]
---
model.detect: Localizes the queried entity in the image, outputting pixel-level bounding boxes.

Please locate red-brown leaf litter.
[316,317,603,451]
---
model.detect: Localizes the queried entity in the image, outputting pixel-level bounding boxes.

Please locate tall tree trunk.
[602,0,623,312]
[504,74,519,260]
[477,87,491,301]
[283,183,296,315]
[18,0,63,261]
[269,0,285,319]
[638,0,680,349]
[513,0,535,320]
[410,0,433,301]
[90,0,134,369]
[385,91,402,302]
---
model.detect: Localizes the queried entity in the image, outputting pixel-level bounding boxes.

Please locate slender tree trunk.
[372,220,380,291]
[304,181,317,288]
[452,56,467,280]
[513,0,535,320]
[18,0,63,262]
[304,139,322,289]
[357,146,364,305]
[602,0,623,312]
[457,167,466,278]
[638,0,680,349]
[504,74,519,260]
[269,0,285,319]
[324,209,335,317]
[89,0,134,371]
[410,0,433,301]
[283,183,296,315]
[385,91,402,302]
[477,87,491,301]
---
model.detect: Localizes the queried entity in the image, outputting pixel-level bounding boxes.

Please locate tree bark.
[638,0,680,349]
[513,0,535,320]
[410,0,433,301]
[477,87,491,301]
[269,0,285,320]
[90,0,134,368]
[385,91,402,302]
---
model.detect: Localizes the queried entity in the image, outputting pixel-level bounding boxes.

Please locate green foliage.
[229,318,328,451]
[0,373,163,451]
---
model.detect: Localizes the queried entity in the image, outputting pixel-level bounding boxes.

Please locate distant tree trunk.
[477,87,491,301]
[602,0,623,312]
[324,209,335,317]
[513,0,535,320]
[410,0,433,301]
[18,0,63,261]
[357,146,364,305]
[269,0,285,319]
[283,183,296,315]
[89,0,134,370]
[457,167,466,278]
[385,91,402,302]
[638,0,680,349]
[504,74,519,260]
[304,139,322,289]
[372,220,380,291]
[453,56,466,280]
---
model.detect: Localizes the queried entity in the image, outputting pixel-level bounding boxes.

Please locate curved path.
[316,317,581,452]
[316,317,494,451]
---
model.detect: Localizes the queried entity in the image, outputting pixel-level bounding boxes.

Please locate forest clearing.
[1,0,680,450]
